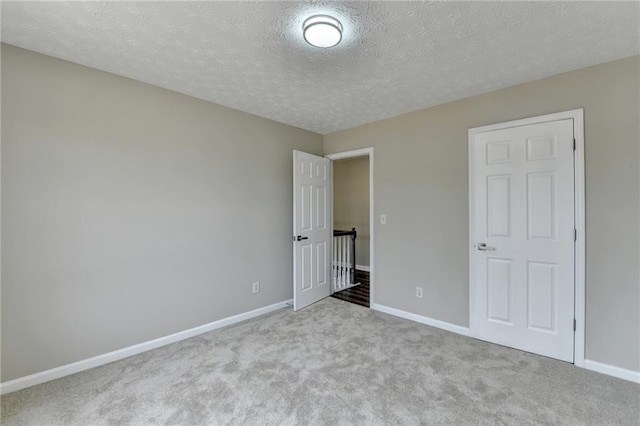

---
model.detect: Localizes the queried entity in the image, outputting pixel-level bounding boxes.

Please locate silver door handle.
[477,243,496,251]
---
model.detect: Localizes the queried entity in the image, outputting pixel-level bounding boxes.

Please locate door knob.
[477,243,496,251]
[293,235,309,241]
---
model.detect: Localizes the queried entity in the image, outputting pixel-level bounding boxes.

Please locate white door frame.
[325,148,375,306]
[468,109,585,366]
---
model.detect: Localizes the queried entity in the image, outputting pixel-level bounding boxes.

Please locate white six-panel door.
[293,150,332,311]
[470,119,575,362]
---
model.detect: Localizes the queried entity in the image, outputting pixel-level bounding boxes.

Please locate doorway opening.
[326,149,374,308]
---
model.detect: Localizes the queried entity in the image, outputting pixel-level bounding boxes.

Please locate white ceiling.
[2,1,639,134]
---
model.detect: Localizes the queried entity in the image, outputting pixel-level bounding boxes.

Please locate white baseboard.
[0,299,292,395]
[333,262,370,272]
[5,301,636,395]
[584,359,640,384]
[371,303,470,337]
[333,282,361,293]
[370,305,640,384]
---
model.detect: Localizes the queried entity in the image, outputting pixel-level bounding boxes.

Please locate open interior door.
[293,150,332,311]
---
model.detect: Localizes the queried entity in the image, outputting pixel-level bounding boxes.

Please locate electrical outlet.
[416,286,423,298]
[252,282,260,294]
[380,214,387,225]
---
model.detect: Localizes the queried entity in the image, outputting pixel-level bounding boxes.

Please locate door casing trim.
[325,148,375,307]
[468,109,585,366]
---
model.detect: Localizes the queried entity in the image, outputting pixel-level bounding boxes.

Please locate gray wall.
[333,157,370,267]
[1,44,323,382]
[324,56,640,372]
[2,43,638,383]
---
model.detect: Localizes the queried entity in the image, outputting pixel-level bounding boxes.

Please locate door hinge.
[573,138,576,151]
[573,319,577,331]
[574,229,577,241]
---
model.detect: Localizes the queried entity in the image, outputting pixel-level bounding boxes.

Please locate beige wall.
[324,56,640,372]
[2,43,638,383]
[333,157,370,267]
[1,44,323,382]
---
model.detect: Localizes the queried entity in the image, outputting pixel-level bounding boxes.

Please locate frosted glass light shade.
[303,15,343,48]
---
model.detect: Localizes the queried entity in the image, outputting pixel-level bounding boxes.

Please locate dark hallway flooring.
[331,269,370,307]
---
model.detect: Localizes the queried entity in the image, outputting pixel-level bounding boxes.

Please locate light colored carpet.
[2,297,639,425]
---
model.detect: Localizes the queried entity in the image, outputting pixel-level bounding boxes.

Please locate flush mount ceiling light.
[303,15,343,48]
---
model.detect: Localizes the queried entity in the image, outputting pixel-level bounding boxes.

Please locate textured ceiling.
[2,1,639,134]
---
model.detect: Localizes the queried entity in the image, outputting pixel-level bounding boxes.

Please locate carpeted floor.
[2,298,639,425]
